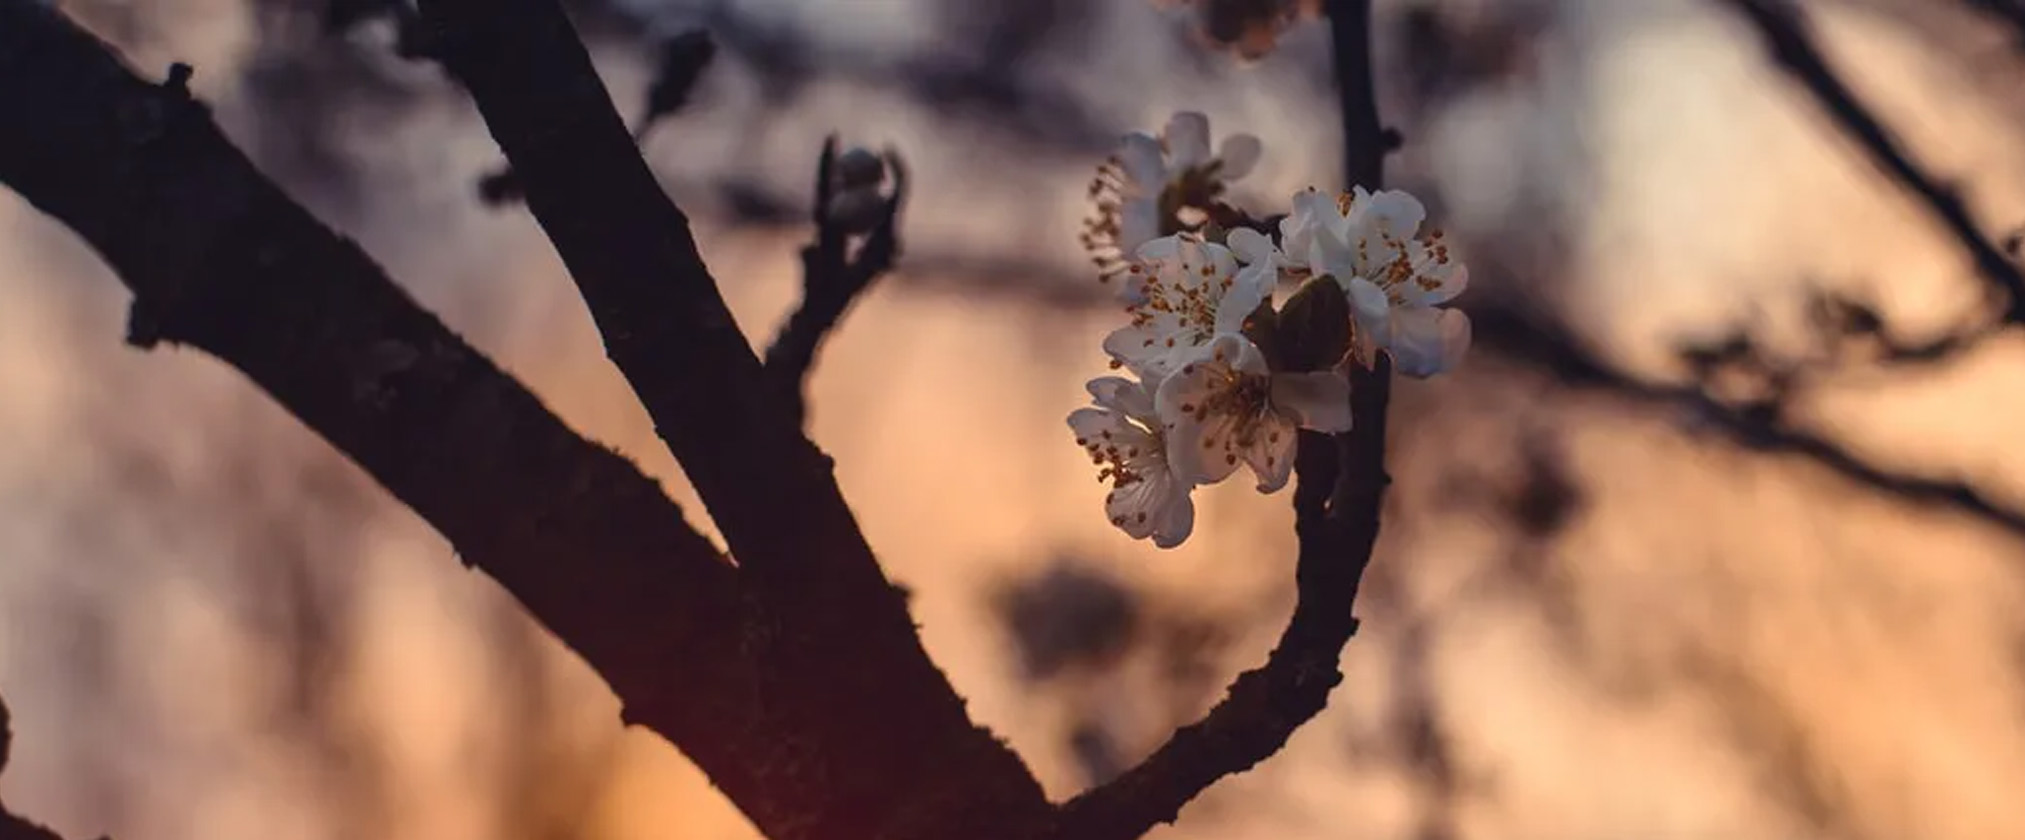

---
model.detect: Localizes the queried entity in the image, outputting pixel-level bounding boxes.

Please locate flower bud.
[826,186,886,235]
[834,147,886,191]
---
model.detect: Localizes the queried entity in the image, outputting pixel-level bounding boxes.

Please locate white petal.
[1155,357,1243,485]
[1363,189,1427,241]
[1204,332,1271,378]
[1107,464,1181,540]
[1119,200,1161,254]
[1067,406,1130,446]
[1271,372,1354,433]
[1117,132,1166,193]
[1240,412,1300,493]
[1280,189,1334,260]
[1225,226,1277,266]
[1215,133,1263,181]
[1148,484,1196,549]
[1389,307,1471,378]
[1163,112,1213,170]
[1087,375,1158,422]
[1343,276,1392,335]
[1135,233,1183,263]
[1102,322,1174,370]
[1202,240,1238,279]
[1215,260,1276,336]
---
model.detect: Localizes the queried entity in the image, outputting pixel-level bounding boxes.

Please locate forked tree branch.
[410,4,1054,838]
[0,0,788,799]
[4,3,1055,839]
[413,0,889,596]
[1717,0,2025,323]
[1060,1,1395,834]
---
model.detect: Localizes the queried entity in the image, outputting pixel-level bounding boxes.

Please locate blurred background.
[6,0,2025,838]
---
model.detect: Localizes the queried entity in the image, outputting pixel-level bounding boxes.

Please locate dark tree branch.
[409,3,1056,838]
[1717,0,2025,322]
[0,695,74,840]
[414,0,898,598]
[4,5,1050,839]
[477,29,715,207]
[764,137,909,426]
[0,0,793,799]
[1060,2,1395,834]
[1470,305,2025,538]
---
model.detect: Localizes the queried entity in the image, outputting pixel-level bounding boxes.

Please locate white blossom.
[1154,333,1353,493]
[1101,234,1272,381]
[1068,375,1197,548]
[1082,112,1264,300]
[1265,187,1472,377]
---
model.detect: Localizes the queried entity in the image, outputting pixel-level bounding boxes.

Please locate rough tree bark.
[0,1,1399,838]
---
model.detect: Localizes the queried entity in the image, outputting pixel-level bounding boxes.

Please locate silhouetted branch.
[764,137,909,426]
[1471,305,2025,538]
[1718,0,2025,324]
[477,28,715,206]
[0,0,777,798]
[1061,3,1394,834]
[409,3,1053,838]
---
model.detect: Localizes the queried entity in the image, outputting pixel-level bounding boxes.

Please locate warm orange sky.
[7,2,2025,839]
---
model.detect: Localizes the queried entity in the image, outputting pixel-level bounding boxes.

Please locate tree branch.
[1716,0,2025,322]
[404,4,1054,838]
[1470,305,2025,538]
[413,0,886,592]
[0,0,787,815]
[1059,3,1395,834]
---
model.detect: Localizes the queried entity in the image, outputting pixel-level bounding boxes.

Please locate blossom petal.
[1205,332,1271,377]
[1271,371,1353,433]
[1389,307,1471,378]
[1102,321,1173,371]
[1155,356,1244,485]
[1117,132,1166,193]
[1216,133,1263,181]
[1119,199,1161,255]
[1342,276,1391,335]
[1164,112,1213,170]
[1087,375,1157,422]
[1068,406,1132,447]
[1148,483,1196,549]
[1215,260,1276,336]
[1225,226,1277,266]
[1280,188,1335,262]
[1361,188,1427,241]
[1239,411,1299,493]
[1412,256,1468,306]
[1108,466,1187,543]
[1134,232,1183,263]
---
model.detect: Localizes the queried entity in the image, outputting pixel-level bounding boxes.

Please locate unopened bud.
[834,147,886,191]
[826,186,886,234]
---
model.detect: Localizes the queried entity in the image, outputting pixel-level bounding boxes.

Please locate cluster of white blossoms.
[1071,119,1471,549]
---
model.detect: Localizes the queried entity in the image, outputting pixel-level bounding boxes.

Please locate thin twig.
[1718,0,2025,322]
[1470,305,2025,537]
[764,138,910,426]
